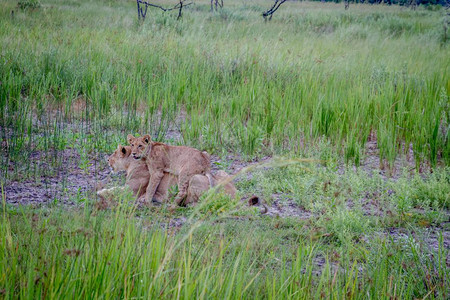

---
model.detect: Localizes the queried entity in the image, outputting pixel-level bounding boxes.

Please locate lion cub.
[97,145,177,202]
[185,170,237,205]
[99,144,236,205]
[127,134,211,205]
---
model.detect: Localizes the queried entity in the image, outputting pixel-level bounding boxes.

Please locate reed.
[1,188,448,299]
[0,0,448,179]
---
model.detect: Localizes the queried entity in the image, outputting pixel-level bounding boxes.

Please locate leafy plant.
[17,0,40,10]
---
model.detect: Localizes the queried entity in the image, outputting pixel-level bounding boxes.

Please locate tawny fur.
[127,134,211,205]
[184,170,237,205]
[100,144,236,205]
[97,145,177,202]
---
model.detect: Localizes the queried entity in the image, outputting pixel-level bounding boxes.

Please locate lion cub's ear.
[122,146,128,155]
[142,134,151,144]
[118,144,128,157]
[127,134,135,145]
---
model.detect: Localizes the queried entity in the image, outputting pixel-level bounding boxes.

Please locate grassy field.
[1,0,449,172]
[0,0,449,299]
[1,178,449,299]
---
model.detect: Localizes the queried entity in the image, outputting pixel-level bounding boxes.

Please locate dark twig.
[210,0,223,12]
[137,0,193,20]
[177,0,183,20]
[262,0,287,21]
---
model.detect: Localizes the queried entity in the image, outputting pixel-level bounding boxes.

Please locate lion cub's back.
[215,170,237,198]
[167,144,210,171]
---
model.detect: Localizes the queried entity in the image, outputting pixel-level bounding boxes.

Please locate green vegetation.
[1,185,449,299]
[309,0,447,6]
[1,158,449,298]
[1,0,449,298]
[1,0,449,180]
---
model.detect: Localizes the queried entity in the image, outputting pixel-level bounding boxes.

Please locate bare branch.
[211,0,224,12]
[262,0,287,21]
[137,0,193,20]
[177,0,183,20]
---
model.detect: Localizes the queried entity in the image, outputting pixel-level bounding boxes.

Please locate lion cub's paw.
[151,197,163,205]
[168,204,178,213]
[136,195,149,206]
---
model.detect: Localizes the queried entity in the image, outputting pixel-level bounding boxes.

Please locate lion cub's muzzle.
[132,153,141,160]
[105,156,114,172]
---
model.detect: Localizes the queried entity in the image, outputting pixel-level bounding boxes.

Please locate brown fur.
[184,170,237,205]
[97,145,177,202]
[100,144,236,205]
[127,134,211,205]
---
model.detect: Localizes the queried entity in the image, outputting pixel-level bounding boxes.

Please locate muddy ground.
[2,138,449,253]
[0,144,421,209]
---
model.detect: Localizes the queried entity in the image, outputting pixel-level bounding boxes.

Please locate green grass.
[1,187,448,299]
[0,0,449,180]
[245,161,450,210]
[1,1,449,298]
[2,157,449,299]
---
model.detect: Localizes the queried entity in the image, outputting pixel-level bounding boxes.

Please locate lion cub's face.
[108,145,132,172]
[127,134,151,160]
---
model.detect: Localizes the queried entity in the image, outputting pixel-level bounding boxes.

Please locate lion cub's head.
[127,134,151,160]
[108,145,132,172]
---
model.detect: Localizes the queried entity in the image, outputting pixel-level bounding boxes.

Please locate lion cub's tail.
[248,195,269,214]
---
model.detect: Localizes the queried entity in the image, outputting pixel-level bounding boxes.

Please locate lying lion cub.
[127,134,212,205]
[98,145,236,205]
[184,170,237,205]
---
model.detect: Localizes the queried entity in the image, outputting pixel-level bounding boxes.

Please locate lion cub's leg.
[97,186,127,208]
[145,170,164,203]
[97,186,126,200]
[175,164,211,205]
[174,171,191,205]
[215,170,237,198]
[153,173,177,203]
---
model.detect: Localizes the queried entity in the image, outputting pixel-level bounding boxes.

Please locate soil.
[368,225,450,258]
[3,149,111,206]
[1,133,448,255]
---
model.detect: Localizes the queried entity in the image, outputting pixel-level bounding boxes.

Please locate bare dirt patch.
[368,224,450,258]
[3,149,110,206]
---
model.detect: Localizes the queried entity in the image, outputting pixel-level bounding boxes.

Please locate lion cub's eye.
[138,145,142,148]
[131,144,134,147]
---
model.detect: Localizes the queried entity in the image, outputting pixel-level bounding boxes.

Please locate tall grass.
[1,2,448,297]
[0,0,448,180]
[1,195,448,299]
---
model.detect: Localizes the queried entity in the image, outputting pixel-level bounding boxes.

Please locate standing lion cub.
[99,144,236,205]
[127,134,212,205]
